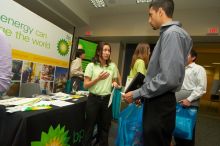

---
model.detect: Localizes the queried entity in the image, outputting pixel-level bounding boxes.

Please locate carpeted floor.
[196,113,220,146]
[108,99,220,146]
[195,99,220,146]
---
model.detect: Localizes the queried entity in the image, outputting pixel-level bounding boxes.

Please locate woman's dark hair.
[75,49,85,58]
[190,49,197,62]
[92,42,111,66]
[149,0,174,18]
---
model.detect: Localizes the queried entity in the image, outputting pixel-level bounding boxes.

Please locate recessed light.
[212,62,220,65]
[136,0,152,3]
[89,0,106,8]
[203,65,213,68]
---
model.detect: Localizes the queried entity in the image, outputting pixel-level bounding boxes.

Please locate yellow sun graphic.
[31,125,70,146]
[46,138,62,146]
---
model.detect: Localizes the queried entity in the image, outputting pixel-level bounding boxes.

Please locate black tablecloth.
[0,97,87,146]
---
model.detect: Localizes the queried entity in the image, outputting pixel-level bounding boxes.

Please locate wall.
[77,8,220,37]
[203,68,214,100]
[109,42,120,66]
[194,44,220,101]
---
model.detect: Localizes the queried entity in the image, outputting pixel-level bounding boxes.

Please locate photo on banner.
[5,59,23,96]
[54,67,68,93]
[21,61,42,83]
[41,65,55,82]
[40,81,54,95]
[12,60,23,81]
[6,82,20,97]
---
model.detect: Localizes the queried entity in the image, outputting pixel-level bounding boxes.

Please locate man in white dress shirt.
[175,49,207,146]
[70,49,85,91]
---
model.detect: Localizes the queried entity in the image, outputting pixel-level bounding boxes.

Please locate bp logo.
[31,124,70,146]
[57,39,70,56]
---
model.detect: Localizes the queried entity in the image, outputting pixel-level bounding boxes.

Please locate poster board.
[0,0,73,95]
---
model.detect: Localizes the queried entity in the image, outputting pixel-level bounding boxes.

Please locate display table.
[0,97,87,146]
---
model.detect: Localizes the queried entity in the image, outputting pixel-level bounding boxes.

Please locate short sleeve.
[135,59,146,75]
[112,63,118,79]
[84,63,93,78]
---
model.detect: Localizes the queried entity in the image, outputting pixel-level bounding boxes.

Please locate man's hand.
[179,99,191,107]
[122,91,133,104]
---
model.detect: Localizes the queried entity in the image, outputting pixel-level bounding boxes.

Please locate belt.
[89,93,110,99]
[144,91,175,102]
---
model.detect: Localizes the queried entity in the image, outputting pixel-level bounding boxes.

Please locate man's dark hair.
[149,0,174,18]
[75,49,85,58]
[190,49,197,62]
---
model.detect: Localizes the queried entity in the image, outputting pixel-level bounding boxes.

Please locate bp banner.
[0,0,72,68]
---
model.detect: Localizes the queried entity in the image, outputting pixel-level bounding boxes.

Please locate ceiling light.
[89,0,106,8]
[136,0,152,3]
[203,65,213,68]
[212,62,220,65]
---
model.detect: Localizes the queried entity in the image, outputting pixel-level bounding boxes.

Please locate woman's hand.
[98,71,109,80]
[84,71,109,89]
[112,81,121,89]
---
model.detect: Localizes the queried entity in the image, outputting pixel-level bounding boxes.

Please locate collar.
[160,21,182,35]
[76,57,81,60]
[186,62,196,69]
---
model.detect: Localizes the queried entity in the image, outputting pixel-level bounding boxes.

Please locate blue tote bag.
[173,104,197,140]
[112,88,122,120]
[116,103,143,146]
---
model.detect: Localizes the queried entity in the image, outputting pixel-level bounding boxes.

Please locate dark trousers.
[82,94,112,146]
[174,121,196,146]
[143,92,176,146]
[0,105,6,144]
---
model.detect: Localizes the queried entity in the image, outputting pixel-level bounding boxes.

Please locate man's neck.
[187,62,195,66]
[162,18,173,25]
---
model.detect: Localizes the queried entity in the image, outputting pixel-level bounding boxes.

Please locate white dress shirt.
[181,62,207,102]
[70,57,83,77]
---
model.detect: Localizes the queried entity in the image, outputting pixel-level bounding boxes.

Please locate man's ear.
[158,7,164,17]
[192,56,196,62]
